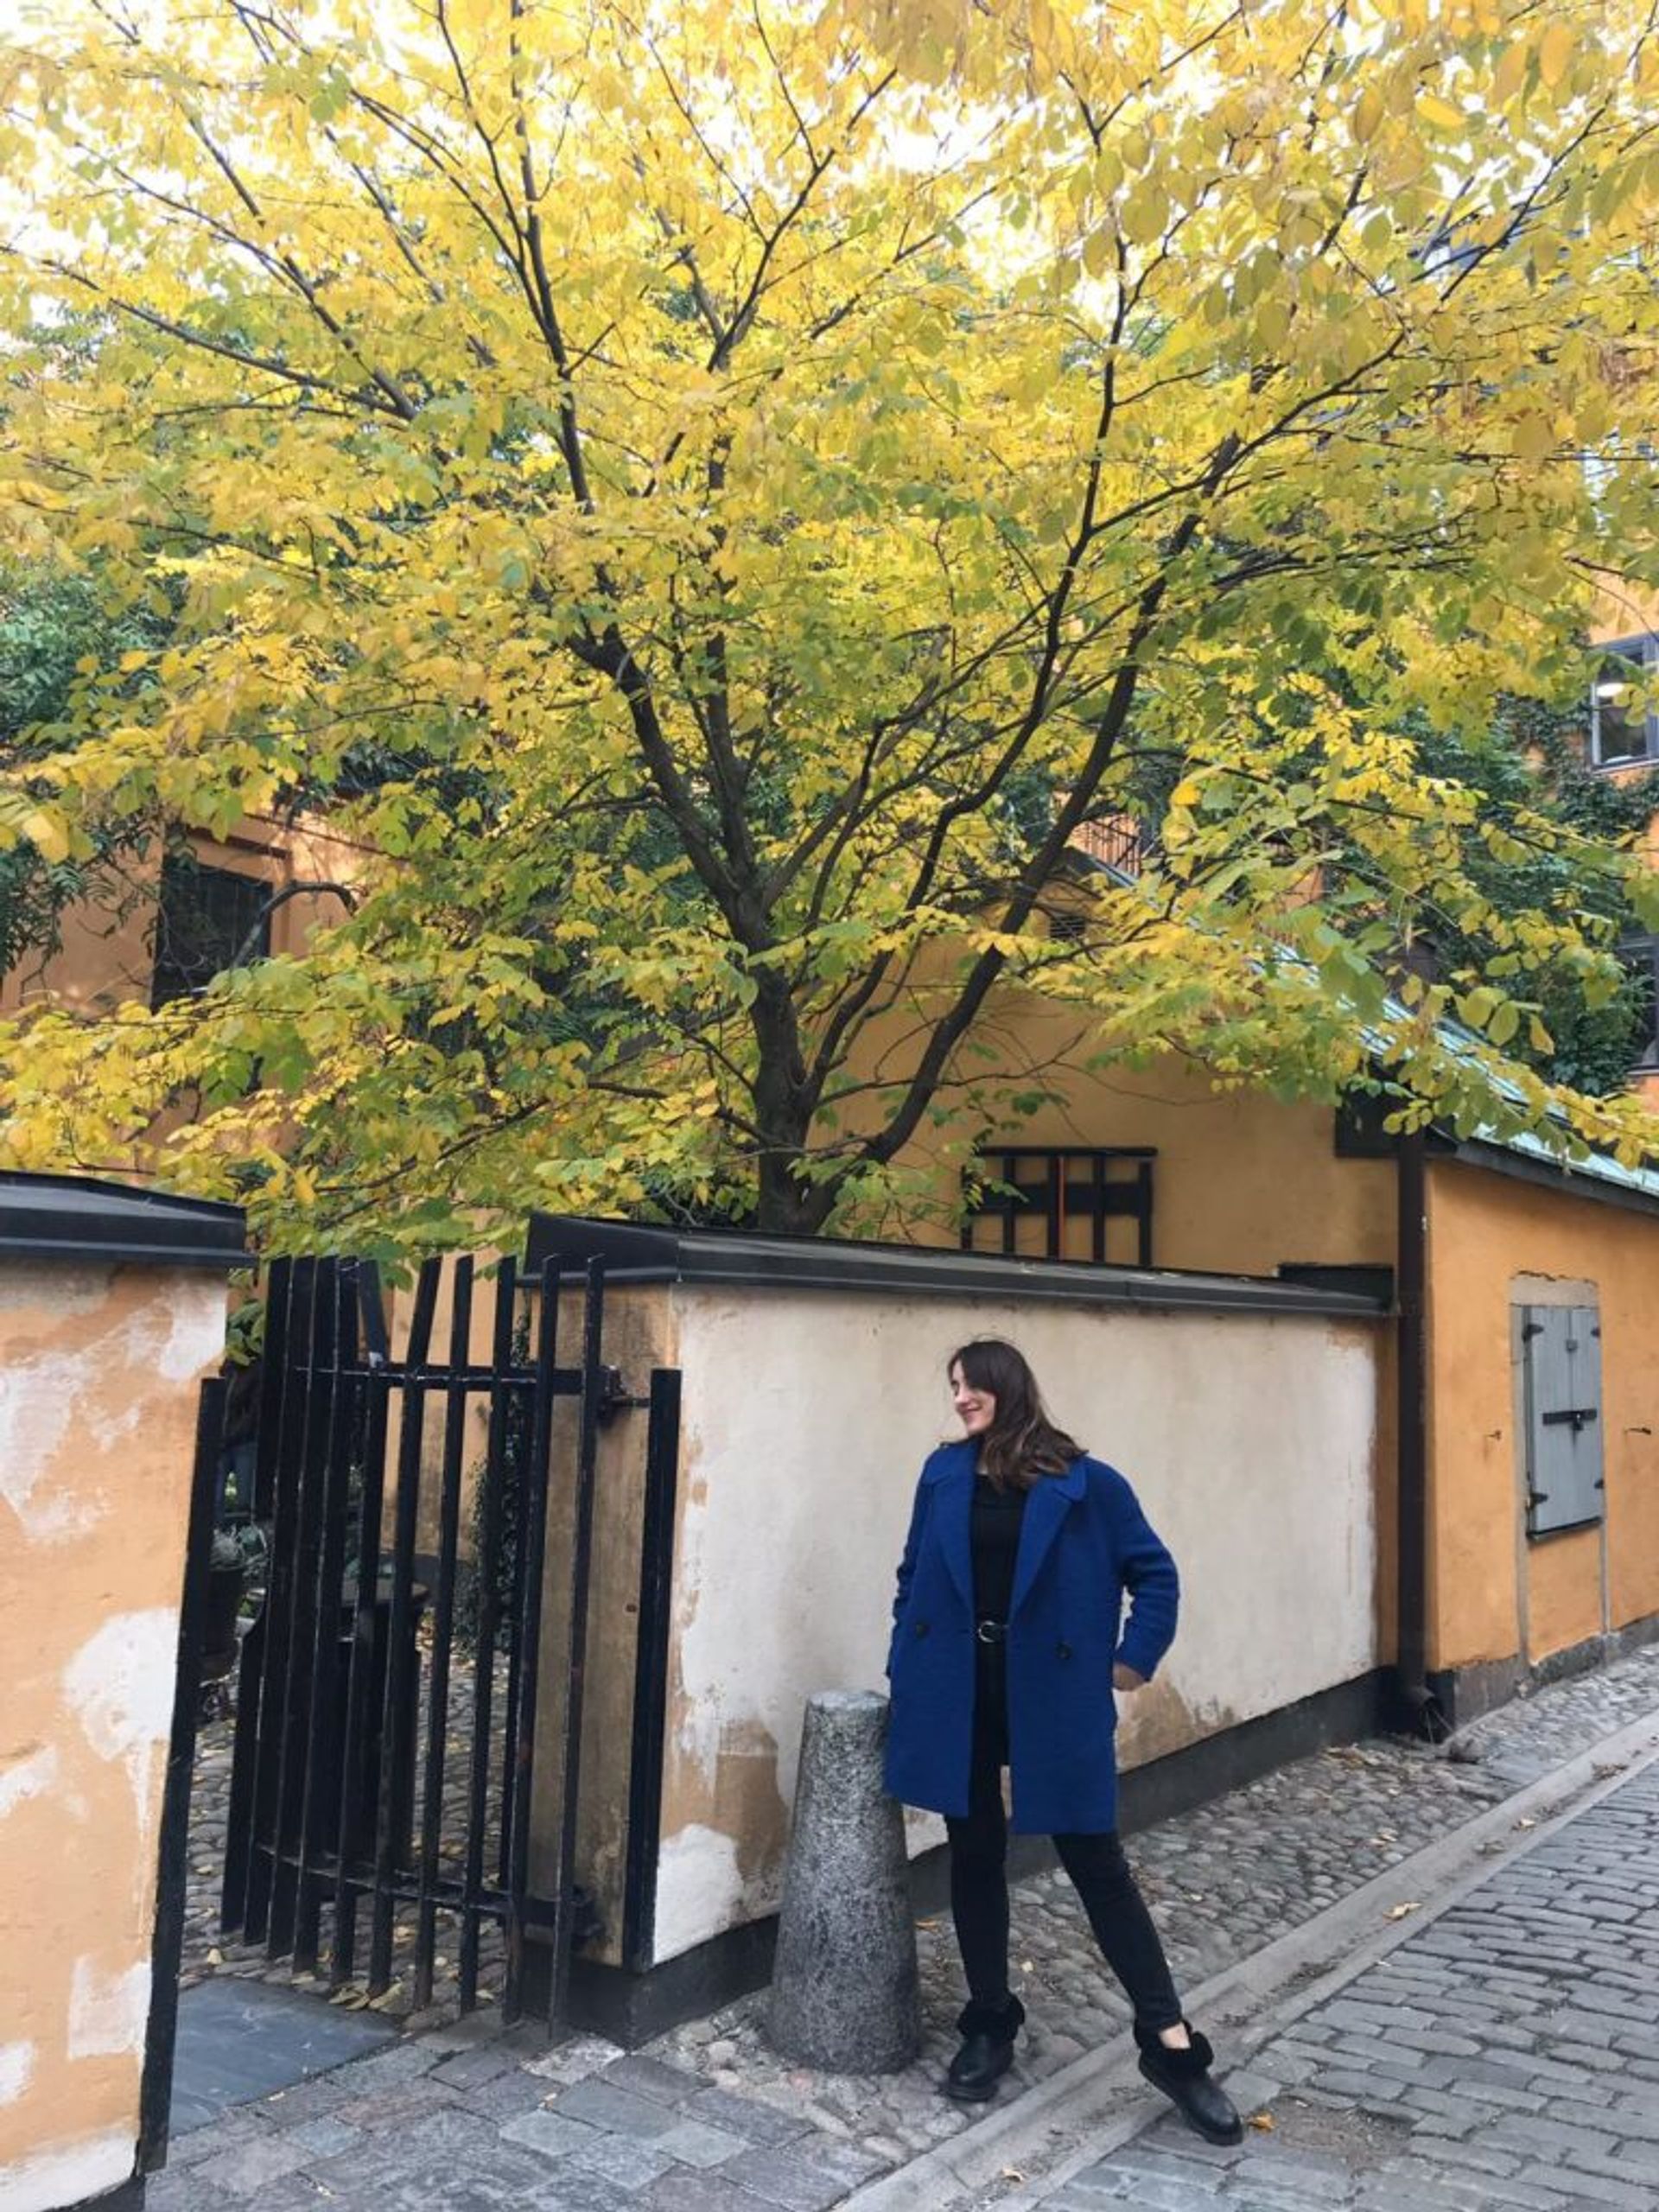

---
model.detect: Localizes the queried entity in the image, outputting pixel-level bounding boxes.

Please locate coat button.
[1056,1641,1072,1661]
[914,1621,930,1637]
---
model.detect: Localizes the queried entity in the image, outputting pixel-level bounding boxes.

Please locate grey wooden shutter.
[1521,1304,1605,1536]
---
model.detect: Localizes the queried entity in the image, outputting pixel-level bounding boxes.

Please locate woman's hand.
[1112,1662,1147,1691]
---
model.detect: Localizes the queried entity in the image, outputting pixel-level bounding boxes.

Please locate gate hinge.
[595,1364,651,1423]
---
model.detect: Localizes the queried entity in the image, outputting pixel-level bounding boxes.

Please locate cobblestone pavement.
[643,1645,1659,2164]
[1026,1751,1659,2212]
[157,1640,1659,2211]
[182,1644,506,2024]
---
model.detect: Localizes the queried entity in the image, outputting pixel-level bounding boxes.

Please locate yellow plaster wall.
[1423,1162,1659,1674]
[0,1262,227,2211]
[1,814,366,1017]
[868,979,1396,1279]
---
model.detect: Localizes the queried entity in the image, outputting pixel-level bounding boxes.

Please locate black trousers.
[945,1642,1184,2032]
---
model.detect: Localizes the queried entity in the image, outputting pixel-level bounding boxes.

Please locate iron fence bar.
[621,1368,683,1975]
[138,1374,226,2175]
[330,1263,391,1988]
[242,1257,315,1947]
[460,1256,517,2011]
[367,1255,441,1997]
[294,1262,360,1972]
[540,1255,607,2028]
[266,1257,341,1959]
[501,1257,563,2024]
[222,1255,293,1935]
[413,1255,474,2012]
[495,1274,534,1895]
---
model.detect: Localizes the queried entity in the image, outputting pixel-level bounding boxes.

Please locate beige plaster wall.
[0,1262,226,2212]
[652,1283,1382,1965]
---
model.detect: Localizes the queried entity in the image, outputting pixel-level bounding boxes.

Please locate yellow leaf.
[1169,780,1202,808]
[23,810,71,864]
[1510,414,1554,463]
[1248,2110,1276,2132]
[1386,1900,1421,1921]
[1121,182,1168,245]
[1416,92,1464,134]
[1353,86,1385,143]
[1539,22,1574,88]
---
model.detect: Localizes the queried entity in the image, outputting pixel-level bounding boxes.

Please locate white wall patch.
[67,1959,151,2063]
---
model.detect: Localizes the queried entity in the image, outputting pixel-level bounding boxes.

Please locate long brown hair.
[950,1338,1083,1491]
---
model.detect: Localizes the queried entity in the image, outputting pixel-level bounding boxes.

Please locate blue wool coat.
[883,1440,1179,1834]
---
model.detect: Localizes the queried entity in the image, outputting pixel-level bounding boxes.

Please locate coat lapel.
[1008,1456,1088,1618]
[925,1444,976,1611]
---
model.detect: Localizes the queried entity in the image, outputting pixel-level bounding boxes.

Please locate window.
[961,1147,1155,1267]
[1620,937,1659,1071]
[150,855,270,1008]
[1517,1302,1604,1538]
[1590,636,1657,766]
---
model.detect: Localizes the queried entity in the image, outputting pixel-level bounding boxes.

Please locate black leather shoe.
[1135,2022,1243,2145]
[944,1995,1025,2102]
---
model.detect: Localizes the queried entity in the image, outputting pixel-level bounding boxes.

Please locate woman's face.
[950,1360,997,1438]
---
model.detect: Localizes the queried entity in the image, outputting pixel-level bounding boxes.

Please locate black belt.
[976,1618,1007,1644]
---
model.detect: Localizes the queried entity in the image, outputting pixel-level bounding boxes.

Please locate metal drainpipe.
[1395,1128,1447,1740]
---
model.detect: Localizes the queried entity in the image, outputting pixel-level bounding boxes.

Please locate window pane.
[1592,645,1654,763]
[151,857,270,1007]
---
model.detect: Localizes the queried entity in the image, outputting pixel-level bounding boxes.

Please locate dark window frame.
[961,1146,1156,1268]
[149,854,272,1009]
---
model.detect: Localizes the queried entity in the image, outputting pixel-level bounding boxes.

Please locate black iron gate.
[213,1249,658,2026]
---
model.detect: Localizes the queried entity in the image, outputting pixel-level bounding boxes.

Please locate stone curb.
[840,1704,1659,2212]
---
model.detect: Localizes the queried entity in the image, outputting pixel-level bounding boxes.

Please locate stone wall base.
[1427,1605,1659,1732]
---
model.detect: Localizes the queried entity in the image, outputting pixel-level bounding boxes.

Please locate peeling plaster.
[0,1349,129,1540]
[60,1611,178,1861]
[653,1824,749,1961]
[0,2045,34,2107]
[0,2127,134,2212]
[0,1748,59,1824]
[67,1960,151,2063]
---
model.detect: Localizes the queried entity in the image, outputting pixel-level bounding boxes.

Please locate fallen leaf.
[206,1948,223,1966]
[1248,2110,1276,2132]
[1515,1817,1537,1830]
[1001,2168,1026,2183]
[1386,1901,1421,1921]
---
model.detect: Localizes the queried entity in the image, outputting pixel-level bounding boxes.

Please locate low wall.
[0,1177,243,2212]
[657,1281,1382,1965]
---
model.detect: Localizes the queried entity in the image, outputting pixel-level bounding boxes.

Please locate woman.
[884,1338,1241,2145]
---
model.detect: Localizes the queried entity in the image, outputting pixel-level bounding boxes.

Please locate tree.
[0,567,168,979]
[2,0,1658,1250]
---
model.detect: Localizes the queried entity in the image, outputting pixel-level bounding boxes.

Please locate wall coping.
[523,1215,1389,1320]
[0,1170,250,1269]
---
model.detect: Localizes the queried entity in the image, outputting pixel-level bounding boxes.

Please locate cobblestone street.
[1023,1753,1659,2212]
[148,1641,1659,2211]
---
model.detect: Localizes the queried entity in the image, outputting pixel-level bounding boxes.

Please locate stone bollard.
[766,1689,922,2072]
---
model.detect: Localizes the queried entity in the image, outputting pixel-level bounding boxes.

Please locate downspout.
[1395,1128,1446,1740]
